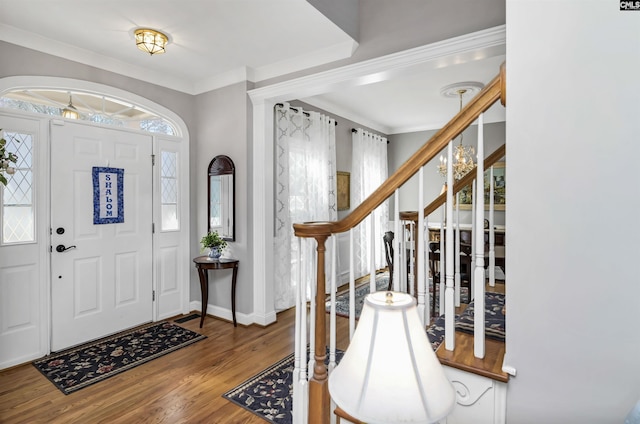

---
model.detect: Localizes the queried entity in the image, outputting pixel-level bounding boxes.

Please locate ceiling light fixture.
[134,28,168,56]
[62,95,79,120]
[438,82,484,180]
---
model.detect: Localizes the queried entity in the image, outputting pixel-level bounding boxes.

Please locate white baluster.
[307,239,316,376]
[439,210,445,319]
[474,113,486,359]
[408,220,415,297]
[425,214,431,320]
[455,192,461,307]
[394,189,401,292]
[369,215,376,293]
[292,237,308,423]
[349,229,355,339]
[445,141,455,350]
[417,167,426,325]
[489,165,496,287]
[329,236,337,372]
[329,235,337,424]
[470,180,476,301]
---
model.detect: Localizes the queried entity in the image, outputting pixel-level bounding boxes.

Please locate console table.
[193,256,239,328]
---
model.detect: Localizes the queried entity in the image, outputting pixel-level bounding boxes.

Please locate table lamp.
[329,291,456,423]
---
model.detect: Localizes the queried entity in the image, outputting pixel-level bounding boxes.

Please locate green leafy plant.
[200,230,228,252]
[0,130,19,186]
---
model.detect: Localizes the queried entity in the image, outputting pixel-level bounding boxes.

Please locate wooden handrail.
[293,63,505,239]
[400,143,507,222]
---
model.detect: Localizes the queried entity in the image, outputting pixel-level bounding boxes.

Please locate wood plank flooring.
[0,281,505,423]
[0,310,302,424]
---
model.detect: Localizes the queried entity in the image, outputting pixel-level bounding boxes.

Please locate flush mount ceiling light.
[134,28,168,56]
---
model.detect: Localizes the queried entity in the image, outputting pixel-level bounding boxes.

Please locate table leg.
[197,266,209,328]
[231,264,238,327]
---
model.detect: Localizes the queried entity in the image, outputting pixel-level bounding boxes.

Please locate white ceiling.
[0,0,505,134]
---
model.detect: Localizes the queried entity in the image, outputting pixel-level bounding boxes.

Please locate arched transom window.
[0,89,177,136]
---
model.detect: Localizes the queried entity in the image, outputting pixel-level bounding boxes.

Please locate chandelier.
[62,94,79,119]
[437,82,483,180]
[134,28,169,56]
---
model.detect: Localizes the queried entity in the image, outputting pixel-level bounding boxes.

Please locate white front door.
[50,120,153,351]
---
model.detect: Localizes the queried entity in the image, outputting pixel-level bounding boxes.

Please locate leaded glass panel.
[2,131,34,244]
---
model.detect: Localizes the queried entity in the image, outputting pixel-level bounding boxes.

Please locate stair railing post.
[310,232,330,424]
[293,222,333,424]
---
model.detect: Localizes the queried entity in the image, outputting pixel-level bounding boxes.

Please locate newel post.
[293,222,333,424]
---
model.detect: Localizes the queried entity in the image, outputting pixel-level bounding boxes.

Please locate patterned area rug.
[427,291,506,351]
[326,273,390,319]
[455,291,506,341]
[33,321,206,395]
[223,348,344,424]
[326,273,469,319]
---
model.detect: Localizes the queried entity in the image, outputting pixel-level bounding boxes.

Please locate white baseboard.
[188,301,272,327]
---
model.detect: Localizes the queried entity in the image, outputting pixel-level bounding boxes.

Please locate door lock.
[55,244,77,253]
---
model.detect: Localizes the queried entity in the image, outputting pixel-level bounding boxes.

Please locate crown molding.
[248,25,506,104]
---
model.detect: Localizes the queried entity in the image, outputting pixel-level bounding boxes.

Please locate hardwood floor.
[0,310,301,424]
[0,281,505,424]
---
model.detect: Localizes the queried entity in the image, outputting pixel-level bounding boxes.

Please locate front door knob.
[55,244,76,253]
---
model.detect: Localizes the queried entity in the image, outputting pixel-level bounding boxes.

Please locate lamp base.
[335,406,366,424]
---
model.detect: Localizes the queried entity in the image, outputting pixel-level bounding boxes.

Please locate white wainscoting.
[442,366,507,424]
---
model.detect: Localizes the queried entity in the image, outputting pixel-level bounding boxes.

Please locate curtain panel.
[351,129,389,279]
[274,103,337,311]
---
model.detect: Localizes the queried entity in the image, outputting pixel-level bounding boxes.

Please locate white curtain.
[352,129,389,279]
[274,103,337,311]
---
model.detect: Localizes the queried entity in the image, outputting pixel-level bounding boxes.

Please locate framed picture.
[457,162,505,210]
[337,171,350,211]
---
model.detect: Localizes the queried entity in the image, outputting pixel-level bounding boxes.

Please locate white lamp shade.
[329,291,456,423]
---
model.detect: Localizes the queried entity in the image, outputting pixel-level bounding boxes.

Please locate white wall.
[505,2,640,422]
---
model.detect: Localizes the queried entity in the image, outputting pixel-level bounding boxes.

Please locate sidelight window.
[2,131,34,244]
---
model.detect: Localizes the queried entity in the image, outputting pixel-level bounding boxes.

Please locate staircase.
[293,63,508,424]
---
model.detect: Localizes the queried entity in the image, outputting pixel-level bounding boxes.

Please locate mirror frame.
[207,155,235,241]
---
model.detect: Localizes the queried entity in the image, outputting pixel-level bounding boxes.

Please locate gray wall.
[194,82,253,315]
[257,0,506,88]
[388,122,506,225]
[0,41,195,132]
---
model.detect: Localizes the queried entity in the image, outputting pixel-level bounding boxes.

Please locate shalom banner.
[92,167,124,224]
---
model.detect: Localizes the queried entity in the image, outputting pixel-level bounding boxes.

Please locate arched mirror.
[208,155,235,241]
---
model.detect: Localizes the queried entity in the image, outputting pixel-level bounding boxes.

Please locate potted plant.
[0,130,18,186]
[200,230,227,259]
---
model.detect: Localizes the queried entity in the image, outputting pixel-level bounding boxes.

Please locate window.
[2,131,34,244]
[160,151,179,230]
[0,90,177,136]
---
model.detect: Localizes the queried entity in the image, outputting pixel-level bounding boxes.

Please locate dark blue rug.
[33,322,206,395]
[327,273,469,320]
[427,291,506,351]
[223,348,343,424]
[455,291,506,341]
[326,274,389,319]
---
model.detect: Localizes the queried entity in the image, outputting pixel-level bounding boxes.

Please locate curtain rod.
[275,103,338,125]
[352,128,390,144]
